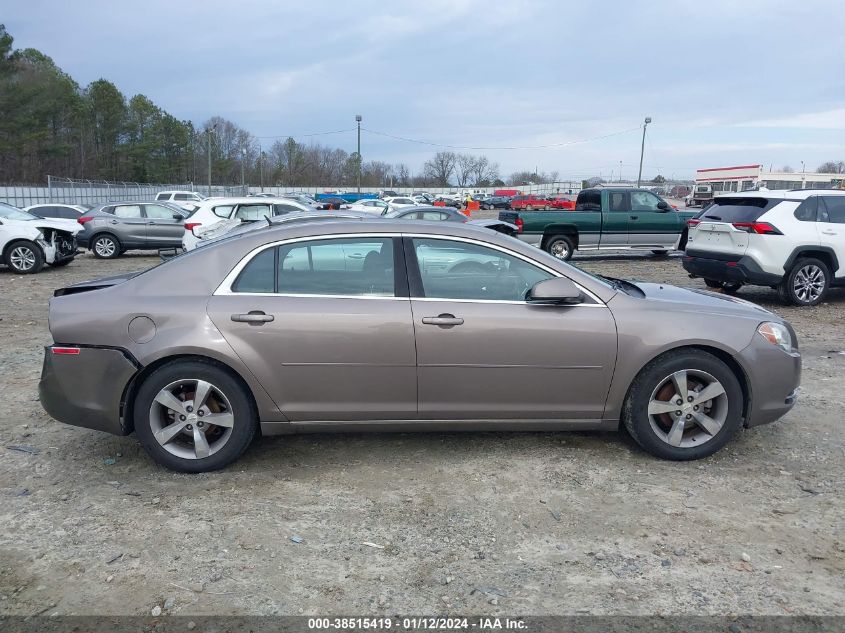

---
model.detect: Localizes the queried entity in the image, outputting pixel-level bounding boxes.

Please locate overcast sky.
[5,0,845,180]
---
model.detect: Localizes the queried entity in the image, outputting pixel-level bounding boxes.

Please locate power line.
[255,128,356,140]
[360,125,642,151]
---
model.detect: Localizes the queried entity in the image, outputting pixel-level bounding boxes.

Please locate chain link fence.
[0,176,584,208]
[0,177,247,208]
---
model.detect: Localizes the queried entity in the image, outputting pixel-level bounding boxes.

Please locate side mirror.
[656,200,670,212]
[526,277,584,305]
[172,213,183,220]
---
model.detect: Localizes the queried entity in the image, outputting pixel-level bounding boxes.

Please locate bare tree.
[781,165,795,173]
[470,156,500,186]
[395,163,410,187]
[423,151,457,187]
[817,160,845,174]
[455,154,476,187]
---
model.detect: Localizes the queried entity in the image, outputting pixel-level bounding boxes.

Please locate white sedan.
[384,197,418,212]
[347,199,390,214]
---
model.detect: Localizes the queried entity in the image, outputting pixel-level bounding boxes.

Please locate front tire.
[5,240,44,274]
[623,349,744,460]
[134,360,258,473]
[778,258,829,306]
[91,234,121,259]
[545,235,575,261]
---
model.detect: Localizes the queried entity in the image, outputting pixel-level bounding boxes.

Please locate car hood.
[630,282,775,319]
[4,217,81,235]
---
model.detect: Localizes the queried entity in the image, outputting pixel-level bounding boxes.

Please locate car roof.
[197,196,308,205]
[711,189,845,201]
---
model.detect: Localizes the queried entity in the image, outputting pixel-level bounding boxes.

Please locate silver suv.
[77,201,188,258]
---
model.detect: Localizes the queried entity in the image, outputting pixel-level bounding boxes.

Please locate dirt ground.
[1,242,844,617]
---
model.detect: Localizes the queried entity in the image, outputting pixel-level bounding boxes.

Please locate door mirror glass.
[656,200,670,211]
[526,277,583,305]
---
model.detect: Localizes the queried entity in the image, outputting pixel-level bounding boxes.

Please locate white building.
[695,164,845,192]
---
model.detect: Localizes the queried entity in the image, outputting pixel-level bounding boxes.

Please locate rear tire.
[91,233,121,259]
[4,240,44,274]
[623,349,744,460]
[545,235,575,261]
[778,258,829,306]
[134,360,258,473]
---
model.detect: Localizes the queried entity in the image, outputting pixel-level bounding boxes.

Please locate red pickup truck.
[509,194,550,211]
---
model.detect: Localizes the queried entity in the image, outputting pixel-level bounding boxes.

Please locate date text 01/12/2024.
[307,617,528,630]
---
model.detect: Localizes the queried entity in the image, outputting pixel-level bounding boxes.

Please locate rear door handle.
[821,229,837,235]
[231,311,274,324]
[422,314,464,327]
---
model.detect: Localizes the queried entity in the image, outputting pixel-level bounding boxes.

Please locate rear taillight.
[687,219,700,227]
[732,222,782,235]
[185,222,202,233]
[77,216,93,225]
[51,346,80,355]
[515,218,524,233]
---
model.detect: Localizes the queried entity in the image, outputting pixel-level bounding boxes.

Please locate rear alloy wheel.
[779,258,829,306]
[623,349,743,460]
[545,235,575,261]
[5,240,44,274]
[134,361,257,472]
[91,234,120,259]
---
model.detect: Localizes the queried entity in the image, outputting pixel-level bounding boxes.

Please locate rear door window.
[113,205,143,218]
[232,247,275,293]
[212,205,235,218]
[699,197,776,223]
[609,192,628,212]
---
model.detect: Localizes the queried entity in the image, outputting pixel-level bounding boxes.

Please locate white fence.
[0,176,583,208]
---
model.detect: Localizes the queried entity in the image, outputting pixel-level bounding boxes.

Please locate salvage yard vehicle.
[76,201,189,258]
[683,190,845,305]
[24,203,94,220]
[154,190,206,210]
[1,202,80,274]
[510,194,551,211]
[383,205,518,236]
[182,197,315,251]
[687,184,714,208]
[501,187,696,261]
[39,218,800,472]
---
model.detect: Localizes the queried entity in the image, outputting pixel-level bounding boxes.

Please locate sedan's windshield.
[0,203,37,220]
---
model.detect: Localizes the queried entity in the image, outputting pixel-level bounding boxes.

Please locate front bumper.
[39,346,139,435]
[682,252,783,287]
[737,334,801,428]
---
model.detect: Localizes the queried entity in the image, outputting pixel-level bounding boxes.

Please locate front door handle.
[422,314,464,327]
[630,215,639,220]
[110,219,119,224]
[231,311,274,324]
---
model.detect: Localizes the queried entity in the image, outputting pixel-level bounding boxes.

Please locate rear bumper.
[682,252,782,286]
[39,346,139,435]
[737,334,801,428]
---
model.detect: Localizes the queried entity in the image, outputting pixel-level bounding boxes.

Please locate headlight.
[758,322,792,352]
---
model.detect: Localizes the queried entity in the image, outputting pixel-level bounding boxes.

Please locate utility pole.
[637,117,651,188]
[207,124,216,197]
[241,148,247,195]
[356,114,362,193]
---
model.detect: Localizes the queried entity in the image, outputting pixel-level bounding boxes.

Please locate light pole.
[801,160,806,189]
[355,114,362,193]
[207,124,217,197]
[637,117,651,188]
[241,148,247,194]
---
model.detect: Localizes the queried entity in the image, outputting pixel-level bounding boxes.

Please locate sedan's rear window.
[699,197,777,223]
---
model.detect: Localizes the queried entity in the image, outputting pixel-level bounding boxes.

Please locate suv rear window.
[699,197,776,223]
[156,193,169,200]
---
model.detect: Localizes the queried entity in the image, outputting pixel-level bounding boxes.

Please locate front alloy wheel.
[5,241,44,274]
[623,349,743,460]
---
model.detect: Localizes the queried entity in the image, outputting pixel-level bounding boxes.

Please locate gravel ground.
[1,243,843,617]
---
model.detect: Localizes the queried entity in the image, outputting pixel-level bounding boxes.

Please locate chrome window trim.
[214,232,607,307]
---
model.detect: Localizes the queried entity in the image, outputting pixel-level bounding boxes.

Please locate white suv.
[182,197,313,251]
[155,191,206,211]
[683,189,845,306]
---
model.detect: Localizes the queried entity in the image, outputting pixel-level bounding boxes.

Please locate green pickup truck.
[499,187,697,261]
